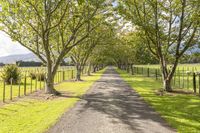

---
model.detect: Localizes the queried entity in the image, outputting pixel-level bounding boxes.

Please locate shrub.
[1,64,21,84]
[29,72,46,81]
[29,72,37,79]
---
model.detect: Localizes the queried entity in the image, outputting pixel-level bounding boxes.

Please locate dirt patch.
[0,90,75,107]
[28,90,75,101]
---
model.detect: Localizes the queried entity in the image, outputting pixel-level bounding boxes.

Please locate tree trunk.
[126,64,130,73]
[160,56,179,93]
[122,64,124,70]
[124,63,127,70]
[163,79,172,92]
[87,64,91,76]
[161,64,173,92]
[118,63,121,69]
[81,66,84,75]
[76,69,81,81]
[93,65,96,73]
[160,59,178,92]
[75,64,82,81]
[96,65,99,71]
[45,72,59,94]
[130,64,134,75]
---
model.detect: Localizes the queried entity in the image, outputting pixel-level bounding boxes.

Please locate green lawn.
[117,69,200,133]
[0,69,105,133]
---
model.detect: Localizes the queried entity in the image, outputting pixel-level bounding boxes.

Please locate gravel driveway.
[47,67,176,133]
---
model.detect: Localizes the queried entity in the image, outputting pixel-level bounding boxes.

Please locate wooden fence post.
[18,79,21,97]
[60,71,61,82]
[63,70,65,81]
[71,70,74,79]
[136,67,137,74]
[58,71,60,82]
[155,69,158,80]
[199,74,200,96]
[24,74,27,95]
[35,75,37,91]
[187,67,189,89]
[30,77,32,93]
[39,74,42,89]
[43,73,46,89]
[59,71,60,82]
[10,78,13,100]
[142,67,143,75]
[3,81,5,102]
[178,68,180,88]
[182,68,185,88]
[147,68,150,77]
[57,71,59,83]
[193,73,196,94]
[187,73,189,90]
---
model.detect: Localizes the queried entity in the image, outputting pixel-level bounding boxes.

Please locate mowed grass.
[117,69,200,133]
[0,69,105,133]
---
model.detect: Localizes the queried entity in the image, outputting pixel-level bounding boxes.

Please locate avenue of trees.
[117,0,200,92]
[0,0,113,94]
[0,0,200,94]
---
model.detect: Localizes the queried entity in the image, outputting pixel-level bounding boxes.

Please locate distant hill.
[0,53,40,64]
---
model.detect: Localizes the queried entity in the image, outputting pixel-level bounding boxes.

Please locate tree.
[119,32,158,73]
[118,0,200,92]
[88,26,119,71]
[0,0,109,94]
[70,34,100,81]
[69,7,113,80]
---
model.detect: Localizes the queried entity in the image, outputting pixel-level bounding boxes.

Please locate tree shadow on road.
[72,69,176,132]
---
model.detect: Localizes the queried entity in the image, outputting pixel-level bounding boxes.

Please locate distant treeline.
[16,61,43,67]
[0,60,74,67]
[0,61,43,67]
[0,63,4,66]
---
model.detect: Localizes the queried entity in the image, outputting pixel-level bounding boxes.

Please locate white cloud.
[0,31,31,57]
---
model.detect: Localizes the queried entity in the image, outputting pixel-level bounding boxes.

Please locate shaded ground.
[47,67,176,133]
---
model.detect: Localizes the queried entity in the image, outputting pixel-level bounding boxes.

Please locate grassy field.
[135,63,200,71]
[0,69,105,133]
[117,69,200,133]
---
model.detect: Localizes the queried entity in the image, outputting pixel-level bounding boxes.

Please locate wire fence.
[0,66,92,103]
[131,66,200,95]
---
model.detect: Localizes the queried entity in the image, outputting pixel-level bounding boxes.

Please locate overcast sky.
[0,31,31,57]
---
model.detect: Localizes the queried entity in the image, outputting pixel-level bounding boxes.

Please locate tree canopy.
[0,0,200,93]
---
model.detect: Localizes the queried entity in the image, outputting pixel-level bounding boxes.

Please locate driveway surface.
[47,67,176,133]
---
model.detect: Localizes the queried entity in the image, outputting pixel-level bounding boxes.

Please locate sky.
[0,31,31,57]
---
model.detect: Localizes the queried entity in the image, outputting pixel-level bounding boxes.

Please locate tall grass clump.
[1,64,21,84]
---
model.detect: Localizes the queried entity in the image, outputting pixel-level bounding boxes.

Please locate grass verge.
[116,69,200,133]
[0,69,105,133]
